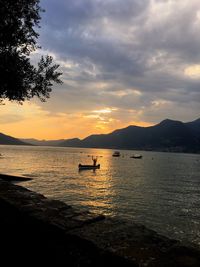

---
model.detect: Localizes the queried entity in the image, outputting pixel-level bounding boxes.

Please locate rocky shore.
[0,178,200,266]
[0,173,32,182]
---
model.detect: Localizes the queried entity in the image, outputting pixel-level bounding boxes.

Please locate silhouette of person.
[92,156,97,166]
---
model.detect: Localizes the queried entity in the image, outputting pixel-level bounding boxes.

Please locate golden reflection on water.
[77,148,116,214]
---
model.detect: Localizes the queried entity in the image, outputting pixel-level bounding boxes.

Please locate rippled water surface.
[0,145,200,247]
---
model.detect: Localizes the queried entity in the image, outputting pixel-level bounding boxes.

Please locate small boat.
[112,151,120,157]
[78,164,100,170]
[130,154,142,159]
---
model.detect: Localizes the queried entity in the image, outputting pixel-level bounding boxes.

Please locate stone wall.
[0,178,200,266]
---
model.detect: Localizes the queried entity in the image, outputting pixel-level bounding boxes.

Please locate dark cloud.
[35,0,200,123]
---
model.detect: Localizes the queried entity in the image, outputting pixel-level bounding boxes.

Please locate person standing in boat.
[92,156,98,166]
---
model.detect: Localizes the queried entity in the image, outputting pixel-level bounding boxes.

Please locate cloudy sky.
[1,0,200,139]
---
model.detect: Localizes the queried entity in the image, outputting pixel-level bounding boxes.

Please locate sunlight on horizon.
[0,101,154,140]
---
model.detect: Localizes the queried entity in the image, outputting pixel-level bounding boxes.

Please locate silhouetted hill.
[21,138,65,146]
[58,138,82,147]
[14,118,200,153]
[0,133,31,146]
[21,138,82,147]
[58,118,200,153]
[185,118,200,137]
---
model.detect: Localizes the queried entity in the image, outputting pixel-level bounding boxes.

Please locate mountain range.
[1,118,200,153]
[0,133,31,146]
[57,118,200,153]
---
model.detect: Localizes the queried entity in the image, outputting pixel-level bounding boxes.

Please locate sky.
[1,0,200,139]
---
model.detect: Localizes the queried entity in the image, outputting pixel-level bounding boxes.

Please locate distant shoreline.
[0,173,32,182]
[0,143,200,155]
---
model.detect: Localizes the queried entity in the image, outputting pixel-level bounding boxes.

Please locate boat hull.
[112,151,120,157]
[78,164,100,170]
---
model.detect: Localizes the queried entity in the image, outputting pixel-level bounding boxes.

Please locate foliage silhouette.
[0,0,62,103]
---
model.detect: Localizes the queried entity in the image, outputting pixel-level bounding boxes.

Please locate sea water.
[0,145,200,247]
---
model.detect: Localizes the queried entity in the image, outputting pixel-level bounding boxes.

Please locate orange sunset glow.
[1,101,152,139]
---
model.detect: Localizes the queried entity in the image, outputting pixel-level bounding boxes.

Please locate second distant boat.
[112,151,121,157]
[130,154,142,159]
